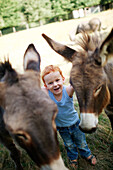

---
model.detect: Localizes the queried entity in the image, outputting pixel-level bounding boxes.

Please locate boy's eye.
[56,79,60,82]
[48,82,53,85]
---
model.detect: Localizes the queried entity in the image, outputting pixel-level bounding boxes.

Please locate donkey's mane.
[0,60,11,79]
[75,32,101,52]
[0,60,12,70]
[0,60,18,84]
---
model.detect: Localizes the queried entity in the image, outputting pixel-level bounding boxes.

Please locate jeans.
[57,120,91,161]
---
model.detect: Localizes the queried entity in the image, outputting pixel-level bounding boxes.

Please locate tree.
[100,0,112,5]
[0,0,21,28]
[61,0,78,19]
[20,0,52,26]
[50,0,76,21]
[75,0,101,7]
[0,0,111,31]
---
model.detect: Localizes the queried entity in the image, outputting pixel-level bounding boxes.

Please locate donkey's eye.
[94,86,102,97]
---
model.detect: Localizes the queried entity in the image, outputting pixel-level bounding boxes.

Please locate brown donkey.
[76,18,101,34]
[69,17,101,42]
[42,27,113,133]
[0,44,68,169]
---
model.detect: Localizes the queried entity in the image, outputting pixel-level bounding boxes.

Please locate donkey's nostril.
[79,125,97,134]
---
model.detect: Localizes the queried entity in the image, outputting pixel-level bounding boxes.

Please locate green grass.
[58,102,113,170]
[0,144,39,170]
[61,101,113,170]
[0,101,113,170]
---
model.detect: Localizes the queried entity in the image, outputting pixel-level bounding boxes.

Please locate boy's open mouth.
[54,87,60,91]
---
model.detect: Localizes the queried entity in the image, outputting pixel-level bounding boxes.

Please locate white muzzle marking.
[79,113,98,130]
[41,156,68,170]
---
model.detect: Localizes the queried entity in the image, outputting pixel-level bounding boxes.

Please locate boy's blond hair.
[42,65,64,84]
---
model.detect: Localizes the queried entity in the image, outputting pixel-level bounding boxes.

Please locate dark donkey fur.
[0,106,23,169]
[0,44,68,170]
[42,27,113,133]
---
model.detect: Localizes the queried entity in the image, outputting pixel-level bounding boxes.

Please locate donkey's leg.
[0,107,23,170]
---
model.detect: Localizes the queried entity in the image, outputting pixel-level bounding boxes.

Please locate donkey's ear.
[24,44,41,72]
[42,33,76,62]
[100,27,113,65]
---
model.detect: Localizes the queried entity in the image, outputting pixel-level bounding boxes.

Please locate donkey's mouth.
[79,125,97,133]
[79,113,98,133]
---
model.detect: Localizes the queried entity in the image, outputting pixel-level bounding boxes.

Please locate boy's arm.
[66,84,74,98]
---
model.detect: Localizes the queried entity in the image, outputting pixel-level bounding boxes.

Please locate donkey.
[0,44,68,170]
[69,18,101,42]
[42,27,113,134]
[0,106,23,170]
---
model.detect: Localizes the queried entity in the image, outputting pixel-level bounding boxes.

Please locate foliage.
[0,0,112,29]
[100,0,113,5]
[0,0,21,28]
[20,0,52,26]
[50,0,74,21]
[76,0,101,8]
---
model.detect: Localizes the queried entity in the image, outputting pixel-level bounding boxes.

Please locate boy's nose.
[53,81,57,86]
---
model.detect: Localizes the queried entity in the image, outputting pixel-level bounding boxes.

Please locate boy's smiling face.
[44,71,65,96]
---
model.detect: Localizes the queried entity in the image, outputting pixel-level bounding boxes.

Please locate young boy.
[42,65,96,169]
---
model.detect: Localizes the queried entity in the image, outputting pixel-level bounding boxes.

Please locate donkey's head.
[76,18,101,34]
[42,27,113,133]
[0,44,68,169]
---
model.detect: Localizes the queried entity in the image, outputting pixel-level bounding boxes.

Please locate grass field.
[0,9,113,170]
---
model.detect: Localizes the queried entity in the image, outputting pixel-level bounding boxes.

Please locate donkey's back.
[76,18,101,34]
[69,18,101,42]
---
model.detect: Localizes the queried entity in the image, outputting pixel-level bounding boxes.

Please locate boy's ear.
[62,77,65,82]
[44,84,47,88]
